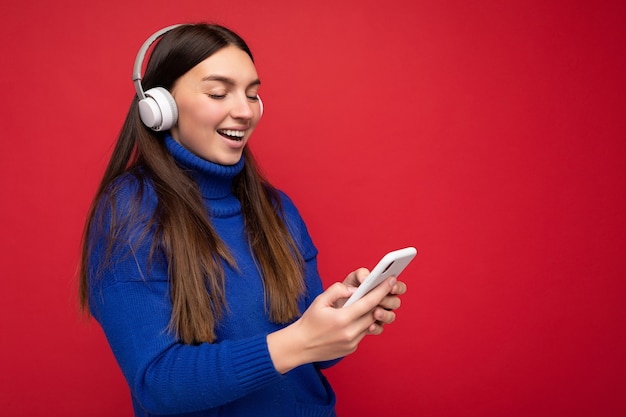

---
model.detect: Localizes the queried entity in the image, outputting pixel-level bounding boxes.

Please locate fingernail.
[389,277,397,286]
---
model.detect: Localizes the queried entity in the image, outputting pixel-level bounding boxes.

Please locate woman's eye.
[208,94,226,100]
[247,96,259,101]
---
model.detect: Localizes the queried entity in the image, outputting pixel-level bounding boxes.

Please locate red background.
[2,0,625,416]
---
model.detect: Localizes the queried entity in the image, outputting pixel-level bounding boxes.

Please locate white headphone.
[132,24,263,131]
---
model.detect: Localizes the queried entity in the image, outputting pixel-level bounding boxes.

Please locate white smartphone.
[343,247,417,308]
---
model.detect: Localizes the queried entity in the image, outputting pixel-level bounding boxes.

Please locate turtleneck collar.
[165,135,244,217]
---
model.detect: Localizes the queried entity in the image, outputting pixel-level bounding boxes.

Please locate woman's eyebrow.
[201,75,261,88]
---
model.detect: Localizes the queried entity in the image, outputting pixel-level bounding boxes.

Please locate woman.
[79,23,406,417]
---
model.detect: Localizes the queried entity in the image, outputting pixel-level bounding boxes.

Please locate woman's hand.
[340,267,408,334]
[267,269,407,374]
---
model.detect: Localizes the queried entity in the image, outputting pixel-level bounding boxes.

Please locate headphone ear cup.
[138,87,178,131]
[258,95,263,118]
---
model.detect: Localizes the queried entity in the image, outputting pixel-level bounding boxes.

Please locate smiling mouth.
[218,129,245,141]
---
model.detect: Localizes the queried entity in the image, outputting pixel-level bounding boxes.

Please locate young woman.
[79,23,407,417]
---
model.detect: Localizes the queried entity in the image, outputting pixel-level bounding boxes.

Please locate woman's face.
[170,45,261,165]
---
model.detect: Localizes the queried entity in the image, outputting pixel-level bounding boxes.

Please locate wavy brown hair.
[79,24,305,344]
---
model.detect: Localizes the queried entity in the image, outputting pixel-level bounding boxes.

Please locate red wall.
[2,1,625,416]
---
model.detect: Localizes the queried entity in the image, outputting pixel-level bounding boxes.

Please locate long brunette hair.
[79,24,305,344]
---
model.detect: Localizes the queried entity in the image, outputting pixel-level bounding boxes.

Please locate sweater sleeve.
[90,280,282,414]
[87,178,282,415]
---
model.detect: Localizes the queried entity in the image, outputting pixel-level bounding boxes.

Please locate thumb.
[317,282,356,307]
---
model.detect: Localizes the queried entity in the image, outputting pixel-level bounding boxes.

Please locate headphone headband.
[132,24,183,100]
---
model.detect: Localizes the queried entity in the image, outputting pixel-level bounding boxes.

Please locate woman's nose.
[230,94,255,119]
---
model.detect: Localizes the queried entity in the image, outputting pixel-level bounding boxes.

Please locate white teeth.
[219,129,245,138]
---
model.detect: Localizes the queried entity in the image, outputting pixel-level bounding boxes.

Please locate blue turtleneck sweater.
[87,136,337,417]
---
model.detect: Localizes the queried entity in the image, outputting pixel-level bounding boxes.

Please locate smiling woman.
[77,23,407,417]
